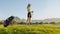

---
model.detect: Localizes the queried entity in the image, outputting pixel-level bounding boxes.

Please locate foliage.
[50,22,55,24]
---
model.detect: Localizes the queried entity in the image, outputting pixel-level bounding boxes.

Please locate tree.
[35,22,38,24]
[50,22,55,24]
[39,22,43,24]
[44,22,48,24]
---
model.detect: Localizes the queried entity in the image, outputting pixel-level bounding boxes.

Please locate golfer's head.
[28,3,31,7]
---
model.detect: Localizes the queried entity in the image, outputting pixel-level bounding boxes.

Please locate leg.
[26,18,29,25]
[28,18,31,25]
[26,12,31,25]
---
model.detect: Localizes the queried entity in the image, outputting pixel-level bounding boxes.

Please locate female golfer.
[26,4,33,25]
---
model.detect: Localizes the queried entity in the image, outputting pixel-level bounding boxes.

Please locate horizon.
[0,0,60,20]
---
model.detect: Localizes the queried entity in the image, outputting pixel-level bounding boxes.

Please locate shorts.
[27,12,31,18]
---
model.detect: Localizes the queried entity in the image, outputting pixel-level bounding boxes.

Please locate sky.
[0,0,60,20]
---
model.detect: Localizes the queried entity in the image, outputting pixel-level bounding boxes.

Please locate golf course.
[0,24,60,34]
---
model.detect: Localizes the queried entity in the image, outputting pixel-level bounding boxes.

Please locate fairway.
[0,24,60,34]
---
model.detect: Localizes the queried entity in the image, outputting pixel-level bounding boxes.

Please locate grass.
[0,24,60,34]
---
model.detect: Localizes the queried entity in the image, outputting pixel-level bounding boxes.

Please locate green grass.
[0,24,60,34]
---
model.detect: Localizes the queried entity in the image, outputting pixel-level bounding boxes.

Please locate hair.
[27,4,31,7]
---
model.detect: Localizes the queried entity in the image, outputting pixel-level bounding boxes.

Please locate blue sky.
[0,0,60,20]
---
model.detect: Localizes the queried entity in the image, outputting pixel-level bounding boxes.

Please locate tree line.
[0,20,60,25]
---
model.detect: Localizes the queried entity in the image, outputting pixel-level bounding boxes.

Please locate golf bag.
[4,16,14,27]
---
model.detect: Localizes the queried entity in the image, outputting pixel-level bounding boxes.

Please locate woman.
[26,4,33,25]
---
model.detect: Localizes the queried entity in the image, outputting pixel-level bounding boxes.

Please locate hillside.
[31,18,60,23]
[1,17,60,23]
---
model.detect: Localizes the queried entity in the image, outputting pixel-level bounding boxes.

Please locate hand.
[31,11,33,13]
